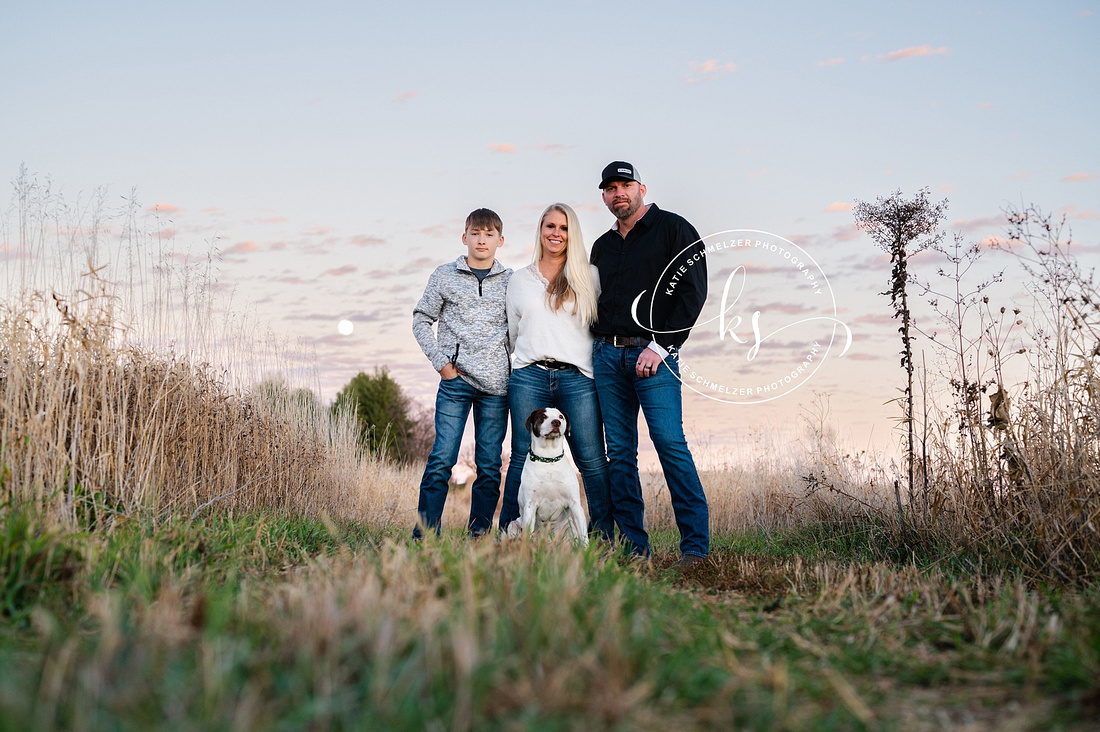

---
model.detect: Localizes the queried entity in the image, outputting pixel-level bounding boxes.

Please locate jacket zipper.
[465,268,504,297]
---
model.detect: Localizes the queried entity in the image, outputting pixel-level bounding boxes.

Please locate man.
[589,160,710,566]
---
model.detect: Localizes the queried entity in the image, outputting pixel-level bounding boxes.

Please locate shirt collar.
[455,255,505,274]
[611,202,656,233]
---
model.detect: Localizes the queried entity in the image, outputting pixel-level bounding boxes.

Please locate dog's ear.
[558,408,571,436]
[525,408,544,435]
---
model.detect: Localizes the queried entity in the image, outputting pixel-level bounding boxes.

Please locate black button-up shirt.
[590,203,707,351]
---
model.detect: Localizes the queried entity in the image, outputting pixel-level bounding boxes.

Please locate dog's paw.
[505,519,522,538]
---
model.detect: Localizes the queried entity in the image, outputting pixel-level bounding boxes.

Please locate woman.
[498,203,613,540]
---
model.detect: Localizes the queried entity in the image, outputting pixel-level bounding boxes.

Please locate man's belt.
[533,359,575,371]
[600,335,649,348]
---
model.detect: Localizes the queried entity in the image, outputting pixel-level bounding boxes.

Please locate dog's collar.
[528,449,564,463]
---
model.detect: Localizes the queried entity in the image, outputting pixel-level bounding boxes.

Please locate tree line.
[260,368,434,464]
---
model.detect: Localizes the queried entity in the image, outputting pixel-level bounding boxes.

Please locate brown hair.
[464,208,503,234]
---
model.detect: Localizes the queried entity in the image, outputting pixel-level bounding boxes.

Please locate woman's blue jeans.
[592,340,710,558]
[499,363,614,541]
[413,375,508,538]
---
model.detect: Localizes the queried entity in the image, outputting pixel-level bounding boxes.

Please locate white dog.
[509,407,588,546]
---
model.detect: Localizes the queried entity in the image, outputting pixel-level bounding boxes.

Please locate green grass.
[1,511,1098,730]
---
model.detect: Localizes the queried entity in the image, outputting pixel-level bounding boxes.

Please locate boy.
[412,208,512,537]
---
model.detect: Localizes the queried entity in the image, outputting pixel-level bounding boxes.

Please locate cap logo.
[618,168,631,174]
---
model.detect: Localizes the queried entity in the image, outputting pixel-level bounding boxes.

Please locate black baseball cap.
[599,161,641,189]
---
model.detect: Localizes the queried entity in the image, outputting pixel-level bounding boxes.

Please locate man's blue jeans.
[413,375,508,538]
[592,339,710,557]
[498,363,614,540]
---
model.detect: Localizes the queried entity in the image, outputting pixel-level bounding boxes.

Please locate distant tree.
[406,401,436,463]
[854,188,948,517]
[332,368,431,463]
[255,377,323,423]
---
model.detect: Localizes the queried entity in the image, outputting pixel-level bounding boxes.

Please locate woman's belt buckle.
[534,359,571,371]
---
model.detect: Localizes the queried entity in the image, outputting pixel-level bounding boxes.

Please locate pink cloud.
[756,302,812,315]
[146,203,181,214]
[419,224,449,237]
[979,235,1024,251]
[259,216,287,224]
[824,201,854,213]
[686,59,737,83]
[1057,205,1100,220]
[1007,171,1031,182]
[222,240,257,256]
[487,143,517,153]
[274,275,310,285]
[323,264,358,277]
[303,225,334,237]
[816,58,844,67]
[691,60,736,74]
[832,224,862,242]
[951,215,1002,233]
[350,235,386,246]
[854,314,896,325]
[878,45,949,63]
[1063,172,1096,182]
[848,253,891,271]
[154,228,175,240]
[1,241,26,262]
[747,168,767,179]
[394,91,417,104]
[846,352,885,361]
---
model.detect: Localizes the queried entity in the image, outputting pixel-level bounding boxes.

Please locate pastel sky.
[3,1,1098,464]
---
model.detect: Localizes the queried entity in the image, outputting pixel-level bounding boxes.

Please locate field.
[3,507,1099,730]
[2,180,1098,729]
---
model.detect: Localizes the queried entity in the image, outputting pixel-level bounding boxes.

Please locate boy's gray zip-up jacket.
[413,256,512,396]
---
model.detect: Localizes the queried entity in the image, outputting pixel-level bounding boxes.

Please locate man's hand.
[635,349,663,378]
[440,363,465,380]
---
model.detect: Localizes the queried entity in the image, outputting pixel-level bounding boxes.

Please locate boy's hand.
[440,363,466,380]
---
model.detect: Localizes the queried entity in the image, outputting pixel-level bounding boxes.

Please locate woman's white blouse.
[507,264,600,379]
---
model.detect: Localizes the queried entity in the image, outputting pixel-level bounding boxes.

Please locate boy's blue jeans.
[413,375,508,538]
[498,363,615,541]
[592,339,710,558]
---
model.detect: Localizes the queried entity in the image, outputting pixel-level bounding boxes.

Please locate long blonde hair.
[533,203,598,326]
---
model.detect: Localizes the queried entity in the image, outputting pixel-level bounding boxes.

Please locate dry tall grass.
[904,207,1100,580]
[5,171,1098,585]
[647,411,892,537]
[0,169,415,526]
[633,205,1100,580]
